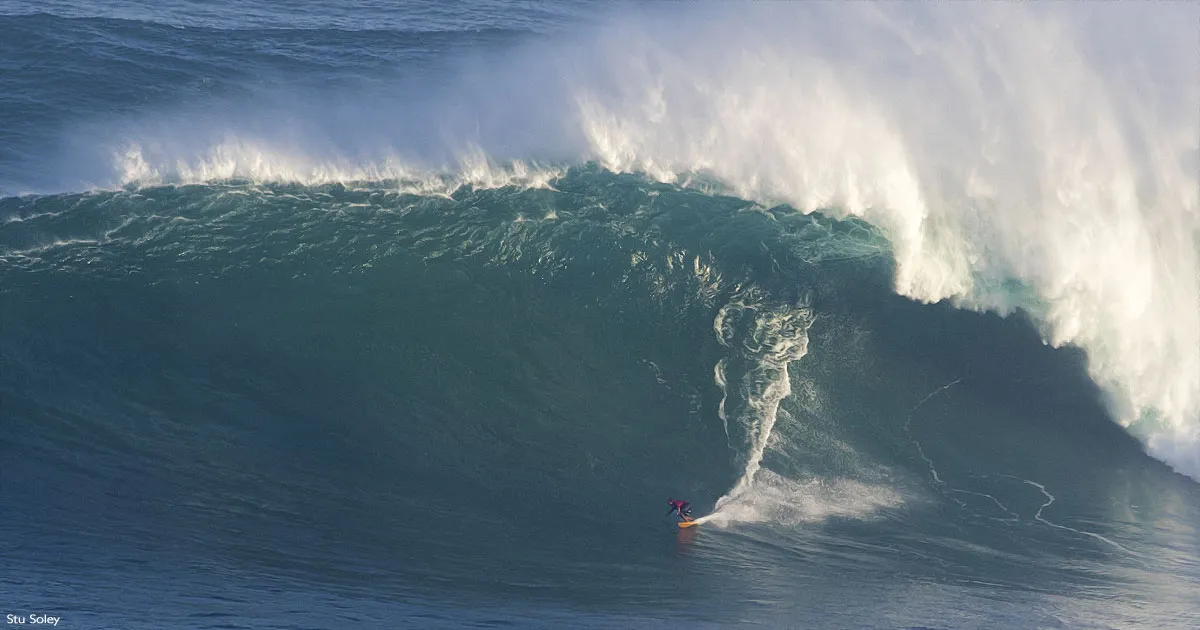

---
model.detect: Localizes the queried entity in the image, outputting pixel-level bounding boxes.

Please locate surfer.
[666,498,693,522]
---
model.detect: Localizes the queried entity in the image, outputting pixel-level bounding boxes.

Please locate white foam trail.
[1020,479,1133,554]
[712,294,813,501]
[702,470,904,529]
[703,293,901,526]
[905,378,965,486]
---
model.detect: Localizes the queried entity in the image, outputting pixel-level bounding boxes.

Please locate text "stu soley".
[6,615,60,627]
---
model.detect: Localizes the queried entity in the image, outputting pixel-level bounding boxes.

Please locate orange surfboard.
[677,519,702,528]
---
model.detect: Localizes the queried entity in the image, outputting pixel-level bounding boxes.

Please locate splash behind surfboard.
[677,514,713,528]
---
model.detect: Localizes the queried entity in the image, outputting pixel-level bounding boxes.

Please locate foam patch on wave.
[712,293,814,498]
[705,291,905,527]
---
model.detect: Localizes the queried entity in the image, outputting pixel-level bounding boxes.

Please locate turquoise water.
[2,2,1198,628]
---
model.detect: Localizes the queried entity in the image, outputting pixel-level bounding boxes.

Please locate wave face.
[2,2,1199,628]
[8,2,1197,480]
[4,172,1199,627]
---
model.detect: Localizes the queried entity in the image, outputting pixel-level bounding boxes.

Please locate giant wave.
[4,2,1200,627]
[35,2,1198,484]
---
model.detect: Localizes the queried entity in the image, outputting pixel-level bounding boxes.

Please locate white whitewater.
[704,292,903,526]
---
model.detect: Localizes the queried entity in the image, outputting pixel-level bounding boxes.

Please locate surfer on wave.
[666,498,693,522]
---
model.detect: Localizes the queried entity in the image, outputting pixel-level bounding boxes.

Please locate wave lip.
[113,141,567,196]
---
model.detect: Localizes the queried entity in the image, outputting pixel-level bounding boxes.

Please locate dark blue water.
[2,2,1198,628]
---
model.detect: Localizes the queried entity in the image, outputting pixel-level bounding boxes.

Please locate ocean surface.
[2,1,1199,628]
